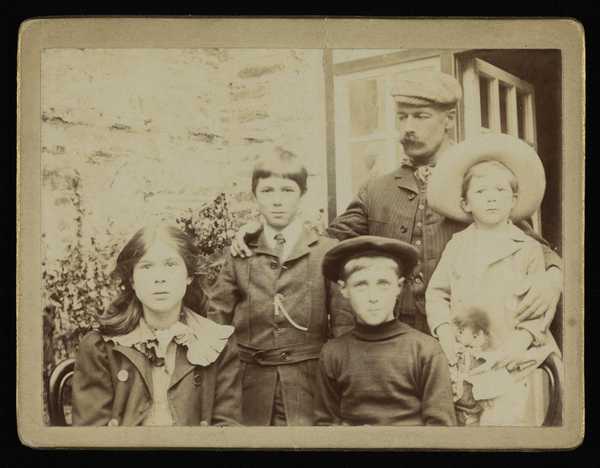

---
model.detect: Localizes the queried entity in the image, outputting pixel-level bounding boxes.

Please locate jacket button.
[117,370,129,382]
[400,225,407,233]
[200,420,209,427]
[107,418,119,426]
[270,261,278,269]
[280,352,289,361]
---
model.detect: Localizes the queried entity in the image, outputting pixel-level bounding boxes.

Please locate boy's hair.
[340,255,402,282]
[453,307,491,335]
[460,160,519,200]
[251,148,308,195]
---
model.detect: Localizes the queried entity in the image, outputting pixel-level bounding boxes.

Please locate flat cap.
[391,70,462,106]
[322,236,420,283]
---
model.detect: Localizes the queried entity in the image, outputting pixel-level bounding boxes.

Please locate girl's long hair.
[98,224,208,336]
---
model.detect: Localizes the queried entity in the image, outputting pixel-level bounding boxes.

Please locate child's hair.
[460,160,519,200]
[251,148,308,195]
[340,255,402,282]
[453,307,491,336]
[98,224,208,336]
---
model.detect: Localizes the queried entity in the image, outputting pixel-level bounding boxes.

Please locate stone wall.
[42,48,328,264]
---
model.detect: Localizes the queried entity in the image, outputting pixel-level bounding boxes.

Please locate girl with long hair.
[72,224,241,426]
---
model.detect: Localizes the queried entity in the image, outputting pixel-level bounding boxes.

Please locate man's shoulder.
[363,167,406,190]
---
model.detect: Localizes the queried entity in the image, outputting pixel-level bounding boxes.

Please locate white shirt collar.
[263,216,304,257]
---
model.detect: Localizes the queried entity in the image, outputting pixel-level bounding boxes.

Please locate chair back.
[540,352,563,426]
[48,358,76,426]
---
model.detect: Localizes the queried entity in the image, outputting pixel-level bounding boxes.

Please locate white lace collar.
[102,307,234,367]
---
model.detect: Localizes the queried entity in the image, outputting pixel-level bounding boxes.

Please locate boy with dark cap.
[314,236,457,426]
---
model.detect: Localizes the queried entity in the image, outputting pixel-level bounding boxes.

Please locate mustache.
[401,138,424,147]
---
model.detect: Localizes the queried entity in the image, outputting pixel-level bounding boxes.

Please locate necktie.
[414,164,434,186]
[400,155,435,186]
[273,233,286,261]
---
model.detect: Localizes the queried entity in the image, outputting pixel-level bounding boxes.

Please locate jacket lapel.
[394,166,419,195]
[248,226,319,264]
[112,344,154,398]
[456,223,527,268]
[168,346,196,389]
[248,231,275,258]
[284,227,319,263]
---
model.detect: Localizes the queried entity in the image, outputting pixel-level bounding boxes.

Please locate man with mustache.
[232,70,562,335]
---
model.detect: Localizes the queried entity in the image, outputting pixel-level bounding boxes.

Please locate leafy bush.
[176,191,250,287]
[42,185,246,423]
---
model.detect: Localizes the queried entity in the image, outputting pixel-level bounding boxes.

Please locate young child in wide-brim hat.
[425,133,561,426]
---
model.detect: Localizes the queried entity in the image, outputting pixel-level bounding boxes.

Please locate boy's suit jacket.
[207,226,354,426]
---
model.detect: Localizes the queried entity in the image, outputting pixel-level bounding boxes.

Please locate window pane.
[479,75,490,128]
[349,79,381,137]
[349,140,388,194]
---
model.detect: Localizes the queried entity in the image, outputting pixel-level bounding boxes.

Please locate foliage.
[42,180,246,422]
[176,192,249,287]
[42,175,121,384]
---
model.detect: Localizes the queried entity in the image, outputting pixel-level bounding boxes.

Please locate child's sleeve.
[419,344,458,426]
[425,240,455,337]
[328,280,355,338]
[71,332,114,426]
[206,253,241,326]
[313,346,343,426]
[211,335,242,426]
[516,241,553,346]
[516,219,562,271]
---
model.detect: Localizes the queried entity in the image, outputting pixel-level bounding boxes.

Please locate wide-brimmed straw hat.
[427,133,546,223]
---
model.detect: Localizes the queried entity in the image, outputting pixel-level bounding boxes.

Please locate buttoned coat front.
[327,165,465,331]
[425,223,560,393]
[207,226,354,426]
[326,164,561,334]
[72,330,241,426]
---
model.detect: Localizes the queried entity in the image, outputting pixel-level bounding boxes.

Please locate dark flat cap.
[322,236,420,282]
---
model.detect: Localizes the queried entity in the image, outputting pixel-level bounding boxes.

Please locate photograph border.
[16,17,585,449]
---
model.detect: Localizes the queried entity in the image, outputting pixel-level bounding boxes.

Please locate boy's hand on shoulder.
[230,221,262,258]
[515,268,562,321]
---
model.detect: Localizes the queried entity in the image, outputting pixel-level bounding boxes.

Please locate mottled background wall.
[42,48,328,266]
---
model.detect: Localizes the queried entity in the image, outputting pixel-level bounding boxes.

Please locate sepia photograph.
[16,18,584,449]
